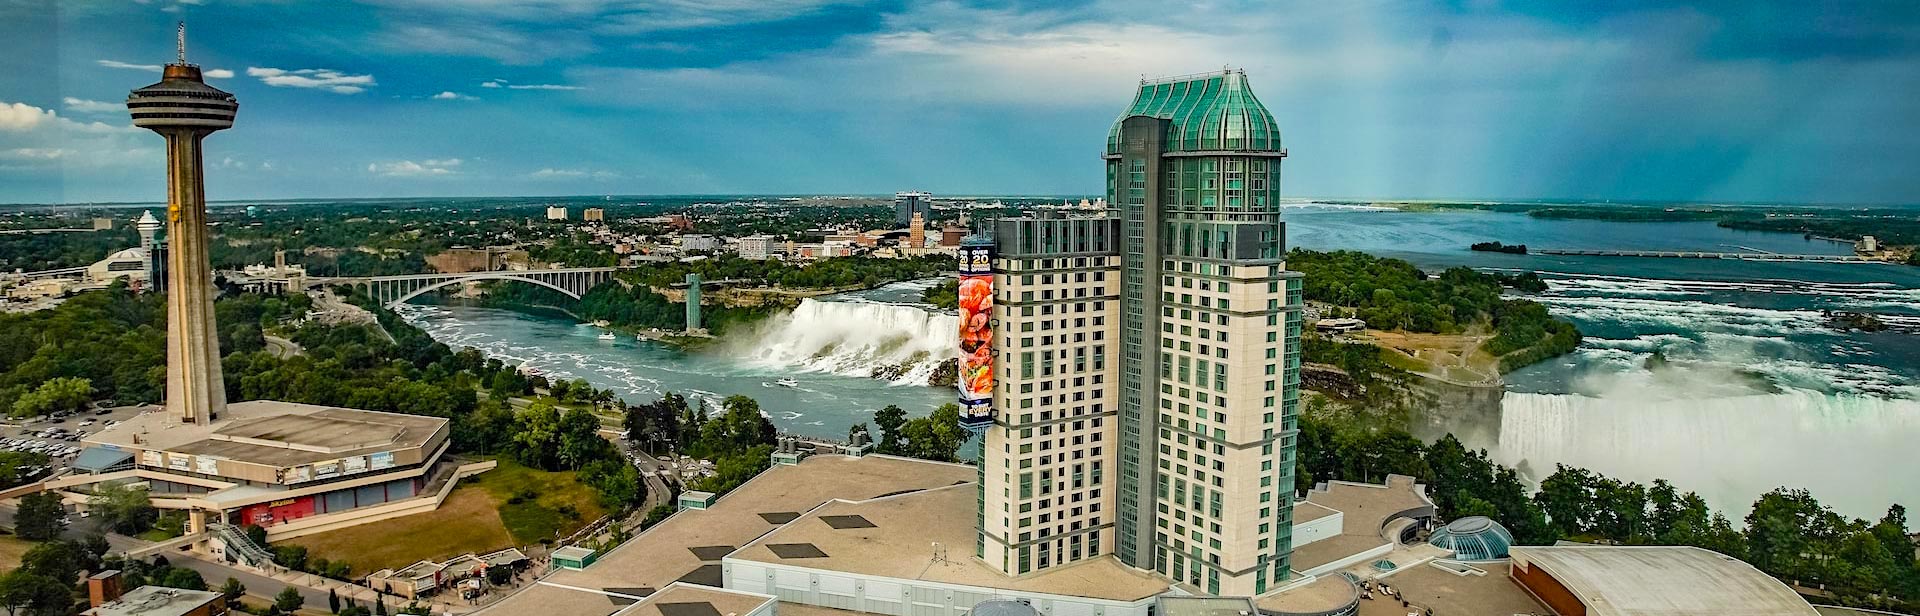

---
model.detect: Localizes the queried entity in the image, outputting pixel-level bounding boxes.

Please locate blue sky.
[1,0,1917,205]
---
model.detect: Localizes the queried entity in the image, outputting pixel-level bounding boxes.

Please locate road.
[263,334,304,358]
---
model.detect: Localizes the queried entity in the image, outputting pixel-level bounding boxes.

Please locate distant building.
[636,214,693,230]
[92,217,115,231]
[908,212,926,251]
[87,247,150,283]
[1314,317,1366,333]
[737,235,776,260]
[1859,235,1880,253]
[546,205,568,221]
[940,224,966,247]
[680,234,719,252]
[427,247,524,273]
[582,207,605,222]
[894,191,932,226]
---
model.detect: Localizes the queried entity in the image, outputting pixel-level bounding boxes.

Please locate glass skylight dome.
[1429,516,1514,561]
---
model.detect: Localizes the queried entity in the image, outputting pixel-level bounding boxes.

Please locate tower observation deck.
[129,22,237,425]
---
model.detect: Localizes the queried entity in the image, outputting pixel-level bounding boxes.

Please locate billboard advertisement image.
[957,240,995,427]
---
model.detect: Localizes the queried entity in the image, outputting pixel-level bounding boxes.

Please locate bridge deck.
[1535,249,1885,262]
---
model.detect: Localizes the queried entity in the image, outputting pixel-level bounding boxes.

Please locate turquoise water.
[401,205,1920,518]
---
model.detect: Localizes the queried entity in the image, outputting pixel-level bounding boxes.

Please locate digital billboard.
[957,240,995,427]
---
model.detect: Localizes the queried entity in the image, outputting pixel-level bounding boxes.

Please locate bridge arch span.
[386,273,582,307]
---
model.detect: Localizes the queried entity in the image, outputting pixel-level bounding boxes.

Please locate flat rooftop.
[1288,475,1433,572]
[613,584,773,616]
[483,455,977,616]
[86,585,223,616]
[1514,545,1818,616]
[87,400,446,468]
[730,484,1169,602]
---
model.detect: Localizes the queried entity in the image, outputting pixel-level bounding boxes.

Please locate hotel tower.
[970,69,1303,596]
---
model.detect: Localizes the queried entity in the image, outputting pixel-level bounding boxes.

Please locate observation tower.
[128,22,238,425]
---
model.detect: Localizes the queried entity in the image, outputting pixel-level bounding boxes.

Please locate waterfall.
[1492,389,1920,520]
[728,298,957,386]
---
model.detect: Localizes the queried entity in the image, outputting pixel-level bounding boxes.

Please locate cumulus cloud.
[368,158,461,177]
[0,102,59,131]
[431,91,477,100]
[204,68,235,79]
[0,100,152,172]
[247,67,377,94]
[61,98,122,114]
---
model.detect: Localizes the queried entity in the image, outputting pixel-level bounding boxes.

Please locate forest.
[1286,249,1580,371]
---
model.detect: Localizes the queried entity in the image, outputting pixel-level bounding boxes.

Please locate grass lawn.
[465,459,606,544]
[284,458,603,575]
[0,534,33,573]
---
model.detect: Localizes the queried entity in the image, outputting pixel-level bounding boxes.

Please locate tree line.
[1299,409,1918,611]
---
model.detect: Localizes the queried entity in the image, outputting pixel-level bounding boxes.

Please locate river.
[399,204,1920,519]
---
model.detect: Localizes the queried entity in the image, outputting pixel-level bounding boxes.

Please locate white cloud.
[0,100,152,172]
[479,79,582,91]
[431,91,477,100]
[247,67,377,94]
[369,158,462,177]
[99,59,233,78]
[0,102,59,131]
[529,167,619,180]
[61,98,122,114]
[97,59,163,72]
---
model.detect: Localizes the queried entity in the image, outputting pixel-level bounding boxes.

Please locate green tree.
[1536,465,1599,538]
[873,405,907,454]
[273,586,306,615]
[224,578,248,609]
[17,541,82,585]
[10,377,92,418]
[898,404,968,462]
[12,492,65,541]
[87,482,159,535]
[0,569,73,616]
[156,567,208,591]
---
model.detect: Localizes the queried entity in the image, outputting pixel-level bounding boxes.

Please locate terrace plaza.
[475,454,1505,616]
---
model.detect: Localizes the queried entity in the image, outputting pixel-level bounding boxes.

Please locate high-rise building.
[129,23,238,426]
[583,207,606,222]
[908,212,926,251]
[134,210,164,293]
[546,205,569,220]
[895,191,932,226]
[974,69,1301,596]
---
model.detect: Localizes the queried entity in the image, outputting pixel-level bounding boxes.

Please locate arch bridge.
[309,267,620,308]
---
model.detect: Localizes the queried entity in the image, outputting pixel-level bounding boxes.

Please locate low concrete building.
[60,401,456,546]
[1510,545,1818,616]
[85,574,226,616]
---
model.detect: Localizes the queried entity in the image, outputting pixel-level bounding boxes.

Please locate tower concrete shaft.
[158,128,226,425]
[129,23,238,425]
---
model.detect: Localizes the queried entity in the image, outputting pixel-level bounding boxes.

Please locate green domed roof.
[1105,69,1281,155]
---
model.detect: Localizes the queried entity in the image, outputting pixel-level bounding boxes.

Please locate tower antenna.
[176,21,187,64]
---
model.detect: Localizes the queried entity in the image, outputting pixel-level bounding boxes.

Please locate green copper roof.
[1105,70,1281,155]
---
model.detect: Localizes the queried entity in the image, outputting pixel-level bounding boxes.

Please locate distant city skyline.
[3,1,1918,205]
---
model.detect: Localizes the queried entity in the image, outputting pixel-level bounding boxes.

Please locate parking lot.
[0,403,157,477]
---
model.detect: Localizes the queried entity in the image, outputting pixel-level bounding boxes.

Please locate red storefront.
[237,495,316,527]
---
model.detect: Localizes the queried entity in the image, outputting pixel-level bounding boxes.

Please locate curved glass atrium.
[1428,516,1515,561]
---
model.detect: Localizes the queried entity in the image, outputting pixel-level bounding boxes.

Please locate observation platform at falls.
[1534,249,1892,263]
